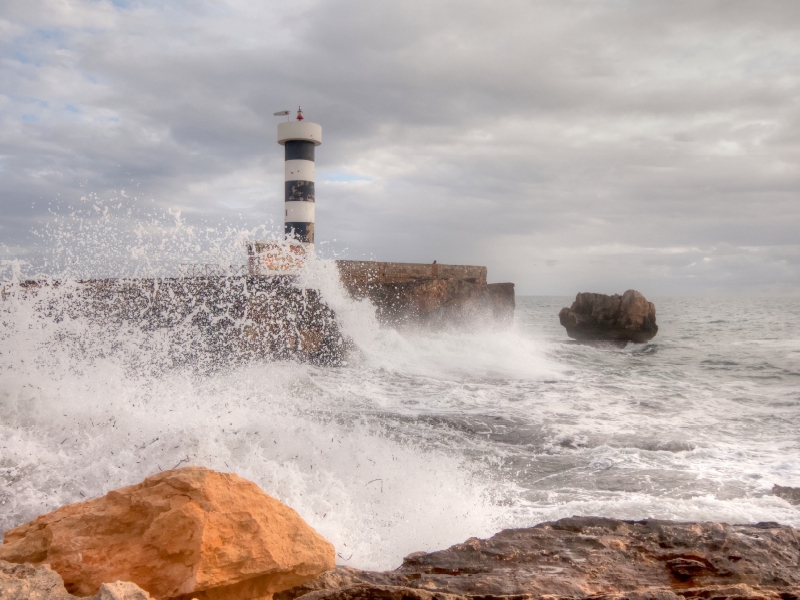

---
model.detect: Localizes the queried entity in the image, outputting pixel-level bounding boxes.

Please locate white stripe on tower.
[277,111,322,246]
[285,201,315,222]
[285,160,315,181]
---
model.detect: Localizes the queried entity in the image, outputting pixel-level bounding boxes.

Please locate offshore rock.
[0,560,152,600]
[0,467,335,600]
[336,261,514,329]
[277,517,800,600]
[559,290,658,343]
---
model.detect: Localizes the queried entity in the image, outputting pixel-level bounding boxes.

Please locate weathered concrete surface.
[336,262,488,286]
[277,517,800,600]
[4,276,347,366]
[0,467,335,600]
[336,261,514,328]
[0,560,152,600]
[559,290,658,343]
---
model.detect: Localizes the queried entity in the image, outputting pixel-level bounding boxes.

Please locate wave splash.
[3,197,800,570]
[0,199,532,569]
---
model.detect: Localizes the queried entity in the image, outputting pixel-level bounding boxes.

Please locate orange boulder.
[0,467,335,600]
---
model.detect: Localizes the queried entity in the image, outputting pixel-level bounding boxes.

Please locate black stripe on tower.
[285,222,314,243]
[285,181,315,203]
[285,140,315,162]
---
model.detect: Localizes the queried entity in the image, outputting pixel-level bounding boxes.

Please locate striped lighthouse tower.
[278,107,321,248]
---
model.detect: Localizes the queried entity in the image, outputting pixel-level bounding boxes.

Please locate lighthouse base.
[246,241,309,275]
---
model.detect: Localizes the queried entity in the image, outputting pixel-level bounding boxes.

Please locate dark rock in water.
[773,484,800,505]
[277,516,800,600]
[559,290,658,343]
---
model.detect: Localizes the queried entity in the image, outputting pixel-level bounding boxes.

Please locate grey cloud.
[1,0,799,294]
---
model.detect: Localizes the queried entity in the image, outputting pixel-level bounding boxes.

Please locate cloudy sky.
[1,0,799,294]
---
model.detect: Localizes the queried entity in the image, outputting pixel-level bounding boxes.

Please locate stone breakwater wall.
[2,261,515,366]
[2,276,347,366]
[336,260,515,328]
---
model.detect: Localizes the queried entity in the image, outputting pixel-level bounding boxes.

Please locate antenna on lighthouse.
[274,110,290,122]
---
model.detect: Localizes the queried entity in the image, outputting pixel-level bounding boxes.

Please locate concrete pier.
[3,276,348,366]
[336,260,514,328]
[3,260,514,366]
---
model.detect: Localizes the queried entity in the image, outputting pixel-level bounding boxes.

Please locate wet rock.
[559,290,658,343]
[289,584,468,600]
[0,467,335,600]
[283,585,795,600]
[0,560,151,600]
[278,517,800,600]
[773,485,800,505]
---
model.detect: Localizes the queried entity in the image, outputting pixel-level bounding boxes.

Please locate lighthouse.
[246,107,321,275]
[278,107,321,247]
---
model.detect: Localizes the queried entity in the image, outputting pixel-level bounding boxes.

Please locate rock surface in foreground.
[278,517,800,600]
[559,290,658,343]
[0,560,151,600]
[0,467,335,600]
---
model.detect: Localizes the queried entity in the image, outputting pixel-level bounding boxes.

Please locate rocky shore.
[278,518,800,600]
[2,468,798,600]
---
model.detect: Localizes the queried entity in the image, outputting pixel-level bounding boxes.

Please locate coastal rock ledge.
[559,290,658,343]
[3,470,799,600]
[279,517,800,600]
[0,467,334,600]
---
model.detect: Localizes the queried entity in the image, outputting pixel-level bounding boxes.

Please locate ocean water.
[2,269,798,570]
[1,224,799,570]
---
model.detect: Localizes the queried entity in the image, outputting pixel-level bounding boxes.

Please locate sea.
[1,215,799,571]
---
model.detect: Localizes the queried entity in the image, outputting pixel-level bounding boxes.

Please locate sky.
[1,0,799,295]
